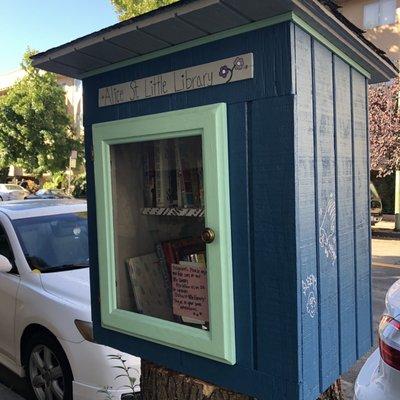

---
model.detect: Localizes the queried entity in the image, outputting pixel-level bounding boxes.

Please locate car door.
[0,222,20,362]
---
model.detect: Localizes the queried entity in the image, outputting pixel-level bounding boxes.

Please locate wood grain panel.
[312,40,339,391]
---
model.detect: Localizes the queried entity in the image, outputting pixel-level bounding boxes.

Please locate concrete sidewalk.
[0,383,24,399]
[372,215,400,239]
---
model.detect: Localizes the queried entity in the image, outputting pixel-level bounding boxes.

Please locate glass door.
[111,135,210,330]
[93,103,235,364]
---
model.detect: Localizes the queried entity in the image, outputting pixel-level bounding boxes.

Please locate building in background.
[337,0,400,228]
[0,69,83,180]
[336,0,399,67]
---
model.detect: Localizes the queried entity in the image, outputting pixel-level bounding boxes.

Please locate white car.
[0,184,29,201]
[0,199,141,400]
[354,279,400,400]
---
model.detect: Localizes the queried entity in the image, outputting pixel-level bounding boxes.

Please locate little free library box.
[32,0,397,399]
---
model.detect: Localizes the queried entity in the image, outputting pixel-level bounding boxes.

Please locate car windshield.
[12,212,89,273]
[5,184,24,191]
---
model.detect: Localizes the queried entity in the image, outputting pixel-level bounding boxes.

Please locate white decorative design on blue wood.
[302,274,318,318]
[319,193,337,265]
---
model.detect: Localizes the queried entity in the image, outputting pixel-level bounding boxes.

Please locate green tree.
[0,50,81,176]
[111,0,179,20]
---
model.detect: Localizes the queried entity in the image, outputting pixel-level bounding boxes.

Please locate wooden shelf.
[141,207,205,217]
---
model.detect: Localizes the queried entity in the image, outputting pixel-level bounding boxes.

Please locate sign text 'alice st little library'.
[98,53,254,107]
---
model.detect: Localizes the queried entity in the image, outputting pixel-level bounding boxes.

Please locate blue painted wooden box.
[84,24,367,399]
[31,1,397,399]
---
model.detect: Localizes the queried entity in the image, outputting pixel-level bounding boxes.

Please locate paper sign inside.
[171,261,209,322]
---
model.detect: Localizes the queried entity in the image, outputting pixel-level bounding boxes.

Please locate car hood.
[386,279,400,319]
[40,268,91,308]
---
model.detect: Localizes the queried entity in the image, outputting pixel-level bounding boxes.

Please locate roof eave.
[31,0,397,83]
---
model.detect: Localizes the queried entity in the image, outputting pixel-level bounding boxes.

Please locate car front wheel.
[25,333,73,400]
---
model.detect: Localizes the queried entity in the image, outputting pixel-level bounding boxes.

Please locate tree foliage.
[111,0,179,20]
[0,50,81,176]
[369,76,400,176]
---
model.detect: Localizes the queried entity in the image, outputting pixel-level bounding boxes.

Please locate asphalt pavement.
[0,382,24,400]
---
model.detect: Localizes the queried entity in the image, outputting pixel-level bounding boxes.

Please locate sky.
[0,0,119,74]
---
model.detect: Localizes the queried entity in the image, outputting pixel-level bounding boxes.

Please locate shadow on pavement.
[0,365,32,400]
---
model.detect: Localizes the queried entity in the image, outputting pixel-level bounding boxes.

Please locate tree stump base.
[141,360,252,400]
[141,360,342,400]
[318,380,343,400]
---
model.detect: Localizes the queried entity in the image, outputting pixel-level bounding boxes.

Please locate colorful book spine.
[154,141,171,207]
[156,243,172,302]
[174,139,183,207]
[162,241,176,273]
[197,158,204,208]
[171,237,206,264]
[143,143,156,207]
[178,141,195,207]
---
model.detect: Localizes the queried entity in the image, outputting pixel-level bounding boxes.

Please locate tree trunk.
[141,361,343,400]
[141,360,252,400]
[318,380,343,400]
[0,167,9,183]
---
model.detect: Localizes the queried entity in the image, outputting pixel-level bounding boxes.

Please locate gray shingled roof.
[31,0,397,83]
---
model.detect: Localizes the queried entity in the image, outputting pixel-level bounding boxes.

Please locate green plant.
[111,0,179,20]
[72,173,87,198]
[99,355,140,400]
[43,171,68,190]
[0,167,9,183]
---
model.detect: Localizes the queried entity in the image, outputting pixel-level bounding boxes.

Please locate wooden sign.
[171,262,209,322]
[98,53,254,107]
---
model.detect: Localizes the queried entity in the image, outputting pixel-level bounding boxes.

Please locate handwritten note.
[171,262,209,322]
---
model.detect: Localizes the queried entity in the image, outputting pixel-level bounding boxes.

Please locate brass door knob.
[201,228,215,244]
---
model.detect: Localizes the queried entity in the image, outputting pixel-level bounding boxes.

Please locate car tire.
[24,332,73,400]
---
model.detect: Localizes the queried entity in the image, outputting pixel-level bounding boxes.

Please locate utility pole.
[68,150,77,195]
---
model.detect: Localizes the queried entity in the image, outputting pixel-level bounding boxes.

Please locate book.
[155,243,172,302]
[171,237,205,264]
[161,241,176,273]
[196,157,204,207]
[159,237,206,280]
[126,253,174,321]
[175,140,195,207]
[154,141,172,207]
[143,142,156,207]
[174,139,183,207]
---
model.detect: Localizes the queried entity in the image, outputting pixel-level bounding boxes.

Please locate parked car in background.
[0,184,29,201]
[354,279,400,400]
[370,182,383,225]
[0,200,140,400]
[26,189,73,200]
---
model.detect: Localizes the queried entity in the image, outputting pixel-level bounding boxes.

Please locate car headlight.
[74,320,94,342]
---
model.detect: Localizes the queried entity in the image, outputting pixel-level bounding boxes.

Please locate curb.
[372,229,400,239]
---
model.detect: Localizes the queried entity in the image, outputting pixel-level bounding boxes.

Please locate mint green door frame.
[92,103,236,364]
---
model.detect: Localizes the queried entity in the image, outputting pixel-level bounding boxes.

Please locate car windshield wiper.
[42,263,89,273]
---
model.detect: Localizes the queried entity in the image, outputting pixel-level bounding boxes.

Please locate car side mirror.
[0,255,12,273]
